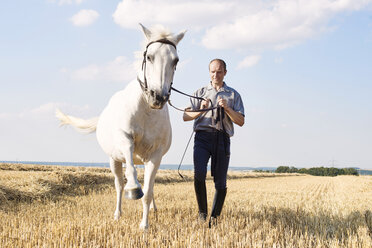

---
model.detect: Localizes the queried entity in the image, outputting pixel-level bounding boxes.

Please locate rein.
[169,87,218,113]
[137,38,221,180]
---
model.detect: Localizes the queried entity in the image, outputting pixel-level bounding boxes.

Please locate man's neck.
[211,81,224,90]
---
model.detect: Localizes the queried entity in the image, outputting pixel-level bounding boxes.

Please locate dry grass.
[0,163,285,205]
[0,163,371,247]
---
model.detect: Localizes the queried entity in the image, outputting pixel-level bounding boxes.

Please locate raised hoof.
[124,188,144,200]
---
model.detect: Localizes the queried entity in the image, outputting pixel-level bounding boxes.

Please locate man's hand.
[217,97,229,110]
[201,99,210,109]
[217,96,245,127]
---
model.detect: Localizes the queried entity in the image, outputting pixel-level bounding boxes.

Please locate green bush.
[275,166,359,176]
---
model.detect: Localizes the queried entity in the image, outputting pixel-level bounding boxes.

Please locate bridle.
[137,38,177,100]
[137,38,218,113]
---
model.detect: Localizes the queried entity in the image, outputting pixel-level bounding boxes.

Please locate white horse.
[56,24,185,229]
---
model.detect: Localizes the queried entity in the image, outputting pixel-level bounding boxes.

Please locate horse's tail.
[56,108,98,134]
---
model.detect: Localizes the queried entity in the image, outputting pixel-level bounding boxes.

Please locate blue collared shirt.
[188,82,245,137]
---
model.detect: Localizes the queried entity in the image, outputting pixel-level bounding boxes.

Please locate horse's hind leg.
[110,158,124,220]
[150,198,157,211]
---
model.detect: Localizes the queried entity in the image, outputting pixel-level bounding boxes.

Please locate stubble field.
[0,163,371,247]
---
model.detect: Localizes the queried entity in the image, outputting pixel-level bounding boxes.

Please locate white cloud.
[30,103,68,115]
[112,0,245,30]
[70,9,99,27]
[70,56,136,83]
[0,103,90,121]
[237,55,261,69]
[60,0,85,5]
[47,0,86,5]
[0,113,13,120]
[113,0,372,51]
[177,58,192,70]
[275,57,284,64]
[72,65,100,81]
[202,0,372,50]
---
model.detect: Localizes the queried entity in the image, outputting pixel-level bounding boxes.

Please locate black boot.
[194,178,208,221]
[209,188,227,228]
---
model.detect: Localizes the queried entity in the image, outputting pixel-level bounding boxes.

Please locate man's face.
[209,61,227,85]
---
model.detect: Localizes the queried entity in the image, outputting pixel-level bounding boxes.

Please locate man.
[183,59,245,226]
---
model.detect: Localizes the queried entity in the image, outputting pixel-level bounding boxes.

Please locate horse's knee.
[124,164,139,178]
[114,177,124,189]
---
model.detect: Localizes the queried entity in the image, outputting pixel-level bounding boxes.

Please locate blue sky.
[1,0,371,169]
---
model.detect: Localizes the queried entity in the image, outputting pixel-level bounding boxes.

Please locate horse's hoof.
[124,188,144,200]
[140,222,149,230]
[114,212,121,220]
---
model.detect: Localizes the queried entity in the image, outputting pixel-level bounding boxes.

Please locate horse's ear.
[139,23,152,40]
[174,30,187,45]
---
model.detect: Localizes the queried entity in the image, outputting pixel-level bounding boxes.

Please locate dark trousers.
[193,130,230,189]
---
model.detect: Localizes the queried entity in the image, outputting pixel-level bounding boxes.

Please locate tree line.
[275,166,359,176]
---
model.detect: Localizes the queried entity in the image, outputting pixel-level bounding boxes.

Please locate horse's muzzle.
[148,90,170,109]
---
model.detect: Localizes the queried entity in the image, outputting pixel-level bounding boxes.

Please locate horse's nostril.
[156,94,163,102]
[150,90,155,96]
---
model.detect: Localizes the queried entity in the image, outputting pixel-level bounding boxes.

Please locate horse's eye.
[147,55,153,62]
[174,58,179,67]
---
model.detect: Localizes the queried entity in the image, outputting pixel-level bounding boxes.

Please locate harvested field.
[0,163,371,247]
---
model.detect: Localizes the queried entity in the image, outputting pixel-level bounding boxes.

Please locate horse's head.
[138,24,186,109]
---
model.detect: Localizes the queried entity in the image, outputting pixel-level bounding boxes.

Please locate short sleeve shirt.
[188,82,244,137]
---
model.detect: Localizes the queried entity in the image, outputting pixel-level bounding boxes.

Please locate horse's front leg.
[140,153,161,230]
[124,153,143,200]
[114,135,143,200]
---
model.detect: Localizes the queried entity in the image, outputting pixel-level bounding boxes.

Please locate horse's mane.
[146,25,177,44]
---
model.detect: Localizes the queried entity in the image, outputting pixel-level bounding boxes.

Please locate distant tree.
[274,166,359,176]
[254,170,272,173]
[343,168,359,176]
[276,166,290,173]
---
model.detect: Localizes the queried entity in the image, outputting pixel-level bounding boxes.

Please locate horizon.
[1,160,371,171]
[1,1,371,169]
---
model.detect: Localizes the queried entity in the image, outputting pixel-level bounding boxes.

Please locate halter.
[137,38,177,96]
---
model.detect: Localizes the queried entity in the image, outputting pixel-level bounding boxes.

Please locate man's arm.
[218,98,245,127]
[225,108,245,126]
[183,109,202,121]
[183,99,210,122]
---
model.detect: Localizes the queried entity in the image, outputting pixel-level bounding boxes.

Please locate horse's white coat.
[56,24,185,229]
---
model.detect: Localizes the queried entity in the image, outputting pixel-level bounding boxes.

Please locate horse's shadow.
[0,172,113,211]
[228,206,372,241]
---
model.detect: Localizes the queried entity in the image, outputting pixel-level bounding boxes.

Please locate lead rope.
[176,99,214,180]
[177,129,195,181]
